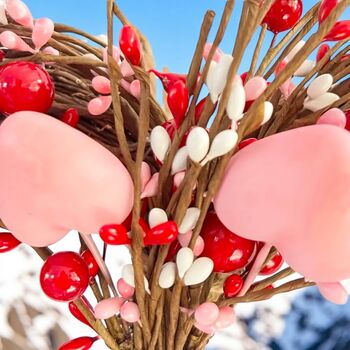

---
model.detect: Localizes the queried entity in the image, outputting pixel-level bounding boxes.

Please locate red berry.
[149,69,187,93]
[223,274,244,298]
[40,252,89,302]
[318,0,340,24]
[244,99,254,112]
[68,296,93,328]
[262,0,303,34]
[0,61,54,115]
[58,336,98,350]
[316,44,330,63]
[61,108,80,128]
[167,80,189,127]
[119,25,142,66]
[201,212,256,273]
[144,221,178,246]
[81,250,99,277]
[238,138,257,150]
[0,232,21,253]
[165,239,182,262]
[259,251,284,275]
[99,224,130,245]
[345,110,350,131]
[195,96,217,123]
[162,120,189,147]
[162,120,177,139]
[240,72,249,84]
[0,50,4,62]
[323,20,350,42]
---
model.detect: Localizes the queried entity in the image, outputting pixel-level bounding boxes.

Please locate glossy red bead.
[99,224,130,245]
[318,0,340,24]
[316,43,330,64]
[0,232,21,253]
[68,296,93,328]
[223,274,244,298]
[195,96,217,123]
[165,239,182,262]
[58,336,98,350]
[119,25,142,66]
[240,71,249,84]
[167,80,189,127]
[238,138,258,150]
[323,20,350,41]
[200,212,256,273]
[259,251,284,275]
[61,108,80,127]
[144,221,178,246]
[0,61,54,115]
[40,252,89,302]
[262,0,303,34]
[81,250,99,277]
[149,69,187,93]
[344,110,350,131]
[162,120,177,139]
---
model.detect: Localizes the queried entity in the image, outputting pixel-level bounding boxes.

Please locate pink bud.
[94,297,125,319]
[193,236,204,256]
[178,232,204,256]
[194,302,220,326]
[32,18,54,50]
[103,46,121,64]
[244,76,267,101]
[141,162,152,191]
[6,0,34,28]
[88,96,112,115]
[92,76,112,94]
[117,278,135,299]
[203,43,223,62]
[141,172,159,199]
[120,302,140,323]
[129,79,141,99]
[194,321,216,335]
[120,59,134,77]
[43,46,59,56]
[215,306,236,329]
[0,31,34,52]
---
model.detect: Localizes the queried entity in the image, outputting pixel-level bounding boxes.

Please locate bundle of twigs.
[1,0,350,349]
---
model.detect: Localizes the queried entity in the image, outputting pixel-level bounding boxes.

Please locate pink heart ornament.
[0,111,134,246]
[214,125,350,283]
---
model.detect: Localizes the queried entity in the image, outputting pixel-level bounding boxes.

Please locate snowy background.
[2,235,350,350]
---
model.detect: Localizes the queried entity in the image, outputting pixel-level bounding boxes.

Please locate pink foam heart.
[318,282,348,304]
[0,112,134,246]
[214,125,350,283]
[317,108,346,128]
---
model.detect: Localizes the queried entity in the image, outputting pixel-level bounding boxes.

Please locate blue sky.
[25,1,350,75]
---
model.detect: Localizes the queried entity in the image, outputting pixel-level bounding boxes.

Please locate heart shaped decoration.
[214,124,350,283]
[0,112,134,247]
